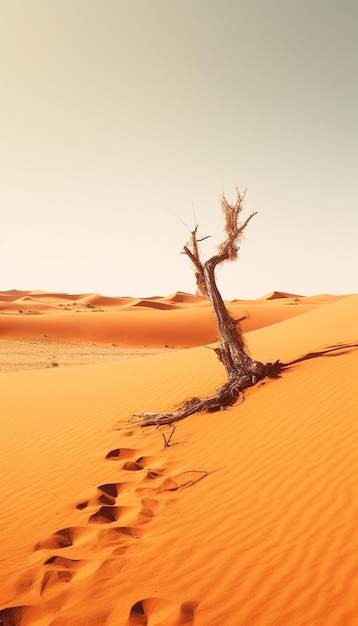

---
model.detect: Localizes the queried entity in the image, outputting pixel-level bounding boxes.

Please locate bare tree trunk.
[203,257,265,382]
[133,190,276,427]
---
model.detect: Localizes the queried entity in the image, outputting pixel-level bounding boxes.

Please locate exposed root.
[132,361,281,427]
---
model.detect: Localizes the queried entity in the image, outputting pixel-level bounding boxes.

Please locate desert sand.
[0,289,357,625]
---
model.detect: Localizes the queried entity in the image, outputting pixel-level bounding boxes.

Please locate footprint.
[179,602,198,625]
[40,569,73,596]
[123,461,144,471]
[105,448,136,460]
[0,606,50,626]
[128,600,147,625]
[44,555,80,568]
[128,598,195,626]
[76,501,88,510]
[0,606,23,626]
[89,506,121,524]
[0,605,53,626]
[77,483,134,511]
[99,526,143,541]
[33,527,74,551]
[123,457,160,472]
[137,497,159,521]
[40,556,84,596]
[145,470,164,480]
[33,526,99,558]
[96,483,118,505]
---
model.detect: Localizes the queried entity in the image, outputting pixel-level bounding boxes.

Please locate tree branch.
[211,211,257,269]
[182,245,204,274]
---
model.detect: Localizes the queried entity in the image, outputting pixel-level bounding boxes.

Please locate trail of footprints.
[8,440,198,625]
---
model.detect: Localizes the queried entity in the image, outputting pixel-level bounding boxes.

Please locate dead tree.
[134,189,275,427]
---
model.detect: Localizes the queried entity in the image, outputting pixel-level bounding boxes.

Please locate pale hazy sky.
[1,0,357,299]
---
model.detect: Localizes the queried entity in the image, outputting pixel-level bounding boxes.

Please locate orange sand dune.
[0,290,33,301]
[77,293,136,308]
[27,291,85,302]
[164,291,209,304]
[1,290,88,303]
[0,299,60,314]
[131,299,178,310]
[259,289,304,299]
[0,291,357,625]
[0,289,339,348]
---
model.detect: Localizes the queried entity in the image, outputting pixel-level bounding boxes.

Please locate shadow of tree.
[265,342,358,380]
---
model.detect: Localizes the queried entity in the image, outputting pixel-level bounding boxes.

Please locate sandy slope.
[0,291,357,625]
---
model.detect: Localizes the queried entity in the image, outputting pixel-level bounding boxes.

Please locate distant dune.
[0,289,357,625]
[260,289,304,299]
[0,289,340,347]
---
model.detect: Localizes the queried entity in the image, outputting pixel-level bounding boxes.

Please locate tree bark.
[203,257,265,381]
